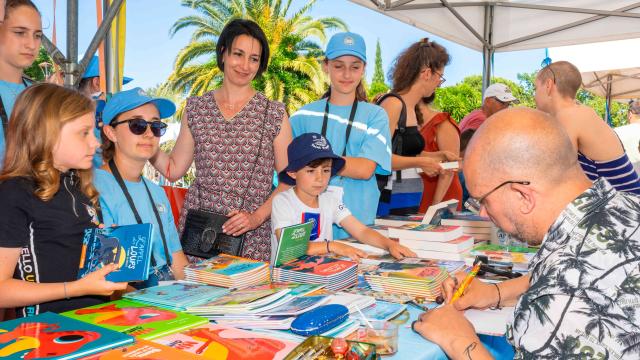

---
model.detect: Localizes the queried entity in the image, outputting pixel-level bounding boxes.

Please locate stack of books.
[186,284,293,316]
[466,243,538,271]
[123,281,230,311]
[363,262,449,301]
[272,255,358,291]
[441,212,496,242]
[385,223,472,260]
[183,254,269,289]
[61,300,208,340]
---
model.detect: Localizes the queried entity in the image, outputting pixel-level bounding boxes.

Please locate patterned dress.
[178,91,285,261]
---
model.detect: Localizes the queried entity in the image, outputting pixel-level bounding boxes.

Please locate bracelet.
[326,240,331,254]
[491,283,501,310]
[63,282,70,300]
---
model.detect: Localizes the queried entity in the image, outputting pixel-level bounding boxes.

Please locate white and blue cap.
[83,55,133,85]
[279,133,346,186]
[325,32,367,63]
[102,87,176,125]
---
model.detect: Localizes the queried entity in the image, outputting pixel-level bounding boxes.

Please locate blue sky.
[33,0,546,90]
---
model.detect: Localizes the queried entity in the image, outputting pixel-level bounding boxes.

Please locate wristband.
[326,240,331,254]
[63,282,70,300]
[491,283,501,310]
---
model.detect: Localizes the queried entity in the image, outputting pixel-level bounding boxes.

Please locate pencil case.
[290,304,349,336]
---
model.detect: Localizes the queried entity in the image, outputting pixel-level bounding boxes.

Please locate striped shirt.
[578,151,640,194]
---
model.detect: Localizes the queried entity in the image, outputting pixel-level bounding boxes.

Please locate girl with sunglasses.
[0,83,127,318]
[94,87,188,288]
[0,0,41,165]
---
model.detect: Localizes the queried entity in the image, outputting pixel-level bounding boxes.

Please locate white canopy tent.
[348,1,640,91]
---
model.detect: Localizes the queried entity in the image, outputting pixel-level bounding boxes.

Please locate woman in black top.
[0,84,127,317]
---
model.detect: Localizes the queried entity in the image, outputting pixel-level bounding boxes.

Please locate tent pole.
[63,0,79,88]
[481,4,494,93]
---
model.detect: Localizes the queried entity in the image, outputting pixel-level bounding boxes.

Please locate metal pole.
[63,0,79,88]
[481,4,494,94]
[103,0,113,96]
[40,35,67,69]
[75,0,125,87]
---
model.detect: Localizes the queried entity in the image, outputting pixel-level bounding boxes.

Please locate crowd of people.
[0,0,639,358]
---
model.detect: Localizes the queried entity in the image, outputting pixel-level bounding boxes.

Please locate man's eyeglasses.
[110,118,168,137]
[466,180,531,212]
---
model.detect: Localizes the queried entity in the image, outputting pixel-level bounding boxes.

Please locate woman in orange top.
[418,95,462,212]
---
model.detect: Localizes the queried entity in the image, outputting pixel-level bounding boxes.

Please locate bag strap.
[108,159,172,267]
[322,98,358,157]
[377,92,407,180]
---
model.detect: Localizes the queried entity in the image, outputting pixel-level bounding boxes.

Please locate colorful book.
[400,235,475,253]
[186,284,293,315]
[272,255,358,291]
[0,312,133,360]
[61,300,208,340]
[78,224,153,282]
[357,301,407,322]
[80,339,202,359]
[422,199,459,225]
[387,223,463,242]
[123,281,230,311]
[152,323,299,360]
[363,262,449,300]
[183,254,269,289]
[273,221,313,267]
[374,214,423,227]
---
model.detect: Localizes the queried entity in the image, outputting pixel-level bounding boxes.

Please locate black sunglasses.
[111,118,167,137]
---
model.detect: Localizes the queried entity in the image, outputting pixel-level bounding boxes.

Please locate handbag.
[179,100,269,259]
[161,165,187,228]
[375,92,407,196]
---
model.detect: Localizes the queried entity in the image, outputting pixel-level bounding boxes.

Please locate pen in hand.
[449,261,482,304]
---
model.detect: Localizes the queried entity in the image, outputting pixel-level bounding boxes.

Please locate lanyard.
[322,98,358,157]
[108,159,172,267]
[0,78,30,136]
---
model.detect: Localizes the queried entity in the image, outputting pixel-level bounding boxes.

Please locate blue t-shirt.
[0,80,27,164]
[93,169,182,271]
[290,99,392,239]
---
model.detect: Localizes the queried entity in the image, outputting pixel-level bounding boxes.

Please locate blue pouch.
[290,304,349,336]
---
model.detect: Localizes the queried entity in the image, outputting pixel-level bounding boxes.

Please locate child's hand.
[330,242,367,262]
[388,242,417,259]
[72,263,128,297]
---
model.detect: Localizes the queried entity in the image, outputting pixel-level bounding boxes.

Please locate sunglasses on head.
[110,118,167,137]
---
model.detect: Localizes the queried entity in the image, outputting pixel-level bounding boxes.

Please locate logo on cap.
[344,36,354,46]
[137,89,147,96]
[311,135,330,150]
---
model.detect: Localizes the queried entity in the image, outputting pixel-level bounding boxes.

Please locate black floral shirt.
[507,179,640,359]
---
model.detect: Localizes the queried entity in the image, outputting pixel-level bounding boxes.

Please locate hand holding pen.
[439,262,499,311]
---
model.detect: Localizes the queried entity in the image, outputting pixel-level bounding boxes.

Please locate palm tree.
[168,0,347,114]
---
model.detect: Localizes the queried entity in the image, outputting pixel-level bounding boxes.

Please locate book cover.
[441,213,492,228]
[374,214,422,227]
[80,339,202,359]
[421,199,459,225]
[277,256,357,277]
[152,323,299,360]
[359,301,406,321]
[273,221,313,267]
[78,224,153,283]
[0,312,133,360]
[185,254,266,277]
[123,281,229,310]
[387,223,463,242]
[61,300,208,340]
[413,249,468,261]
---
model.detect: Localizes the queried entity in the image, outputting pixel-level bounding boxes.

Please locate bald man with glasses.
[412,108,640,359]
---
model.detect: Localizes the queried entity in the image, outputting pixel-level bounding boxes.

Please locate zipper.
[63,175,79,217]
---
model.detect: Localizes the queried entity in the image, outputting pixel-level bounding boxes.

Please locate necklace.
[217,92,255,113]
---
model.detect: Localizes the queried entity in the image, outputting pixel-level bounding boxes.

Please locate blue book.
[0,311,133,360]
[123,281,230,311]
[78,224,153,282]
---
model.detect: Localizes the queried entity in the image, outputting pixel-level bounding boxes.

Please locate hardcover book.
[61,300,208,340]
[387,223,463,242]
[421,199,459,225]
[0,312,133,360]
[78,224,153,282]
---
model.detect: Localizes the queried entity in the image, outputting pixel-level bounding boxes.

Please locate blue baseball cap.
[325,32,366,63]
[279,133,346,186]
[83,55,133,85]
[102,87,176,125]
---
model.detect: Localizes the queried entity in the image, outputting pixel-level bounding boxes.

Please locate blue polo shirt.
[93,169,182,271]
[0,80,27,165]
[290,99,392,239]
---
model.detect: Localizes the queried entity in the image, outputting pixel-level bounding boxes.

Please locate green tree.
[24,47,54,81]
[168,0,347,114]
[145,83,186,123]
[367,39,389,101]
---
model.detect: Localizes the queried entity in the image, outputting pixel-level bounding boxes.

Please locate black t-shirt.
[0,173,106,317]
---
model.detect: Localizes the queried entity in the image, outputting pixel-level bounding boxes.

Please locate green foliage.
[158,140,196,187]
[367,39,389,101]
[144,83,186,123]
[24,47,53,81]
[168,0,347,115]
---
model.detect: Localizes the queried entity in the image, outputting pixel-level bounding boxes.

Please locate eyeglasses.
[467,180,531,212]
[110,118,168,137]
[433,70,446,86]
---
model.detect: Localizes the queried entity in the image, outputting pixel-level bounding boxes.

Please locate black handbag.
[180,100,269,259]
[375,92,407,195]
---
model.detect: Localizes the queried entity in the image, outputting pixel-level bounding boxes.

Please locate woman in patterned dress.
[151,19,292,261]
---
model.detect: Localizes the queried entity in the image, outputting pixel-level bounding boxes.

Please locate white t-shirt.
[271,187,352,246]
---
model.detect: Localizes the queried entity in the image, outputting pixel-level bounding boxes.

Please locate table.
[389,307,515,360]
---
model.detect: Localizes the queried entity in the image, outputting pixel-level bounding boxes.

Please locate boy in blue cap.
[271,133,415,261]
[94,87,188,288]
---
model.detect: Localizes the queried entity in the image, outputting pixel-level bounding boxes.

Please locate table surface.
[388,306,515,360]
